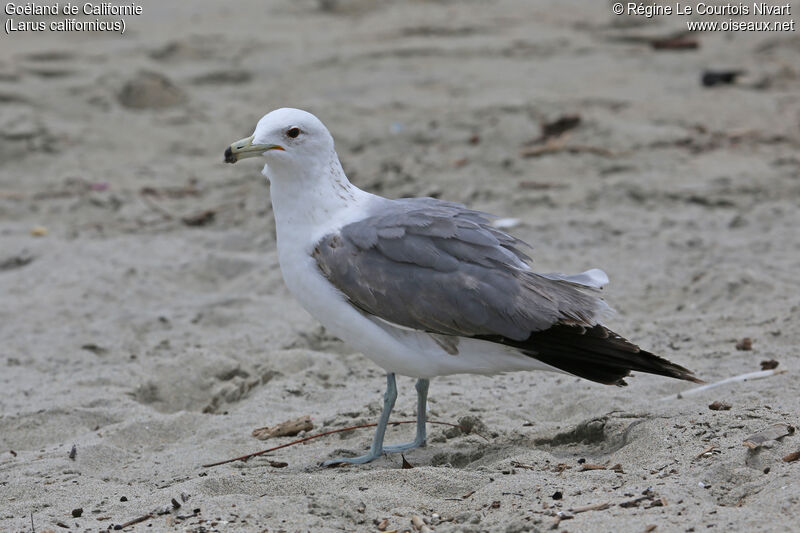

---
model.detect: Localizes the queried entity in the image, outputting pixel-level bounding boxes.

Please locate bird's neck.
[266,151,374,246]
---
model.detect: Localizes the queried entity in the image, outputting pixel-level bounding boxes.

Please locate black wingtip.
[479,324,702,386]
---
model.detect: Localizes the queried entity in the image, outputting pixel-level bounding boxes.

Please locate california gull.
[224,108,701,466]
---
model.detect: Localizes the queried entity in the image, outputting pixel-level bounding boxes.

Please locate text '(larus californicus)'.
[224,108,701,466]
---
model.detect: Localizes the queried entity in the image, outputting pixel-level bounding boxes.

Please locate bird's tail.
[480,324,702,386]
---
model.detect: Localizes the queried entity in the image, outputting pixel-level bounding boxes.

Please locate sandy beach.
[1,1,799,531]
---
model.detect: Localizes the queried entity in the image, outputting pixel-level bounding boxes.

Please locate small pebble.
[735,338,752,351]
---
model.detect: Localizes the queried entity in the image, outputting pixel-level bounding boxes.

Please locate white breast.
[276,230,432,376]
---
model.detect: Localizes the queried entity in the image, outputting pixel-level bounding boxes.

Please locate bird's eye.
[286,127,300,138]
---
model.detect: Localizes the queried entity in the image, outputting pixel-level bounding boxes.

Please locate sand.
[1,1,799,531]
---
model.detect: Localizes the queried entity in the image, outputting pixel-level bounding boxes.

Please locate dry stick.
[203,420,488,468]
[783,451,800,463]
[660,369,786,401]
[115,513,154,529]
[694,444,717,459]
[578,463,607,471]
[570,501,611,513]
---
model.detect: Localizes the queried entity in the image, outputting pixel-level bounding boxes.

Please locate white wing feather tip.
[540,268,610,289]
[584,268,610,288]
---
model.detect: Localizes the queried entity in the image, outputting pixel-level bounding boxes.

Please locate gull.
[224,108,700,466]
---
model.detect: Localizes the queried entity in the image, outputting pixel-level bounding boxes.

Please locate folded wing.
[312,197,700,385]
[313,197,609,340]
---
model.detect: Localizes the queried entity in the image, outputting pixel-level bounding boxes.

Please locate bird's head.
[224,108,334,170]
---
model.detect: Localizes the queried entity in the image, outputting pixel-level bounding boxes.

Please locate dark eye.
[286,127,300,138]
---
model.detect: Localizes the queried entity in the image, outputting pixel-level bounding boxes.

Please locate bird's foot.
[321,439,426,467]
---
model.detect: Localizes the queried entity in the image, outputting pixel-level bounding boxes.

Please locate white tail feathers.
[541,268,609,289]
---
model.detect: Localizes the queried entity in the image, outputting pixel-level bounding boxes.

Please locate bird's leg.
[383,378,429,452]
[322,372,398,466]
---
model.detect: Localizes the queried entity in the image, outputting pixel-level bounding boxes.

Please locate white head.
[224,108,337,181]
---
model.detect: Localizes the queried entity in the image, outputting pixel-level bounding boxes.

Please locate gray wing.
[312,197,609,341]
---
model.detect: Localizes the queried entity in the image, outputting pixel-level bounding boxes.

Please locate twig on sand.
[202,420,489,468]
[694,445,718,459]
[551,511,574,529]
[578,463,607,471]
[252,415,314,440]
[113,513,154,530]
[570,501,611,513]
[661,369,786,401]
[782,451,800,463]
